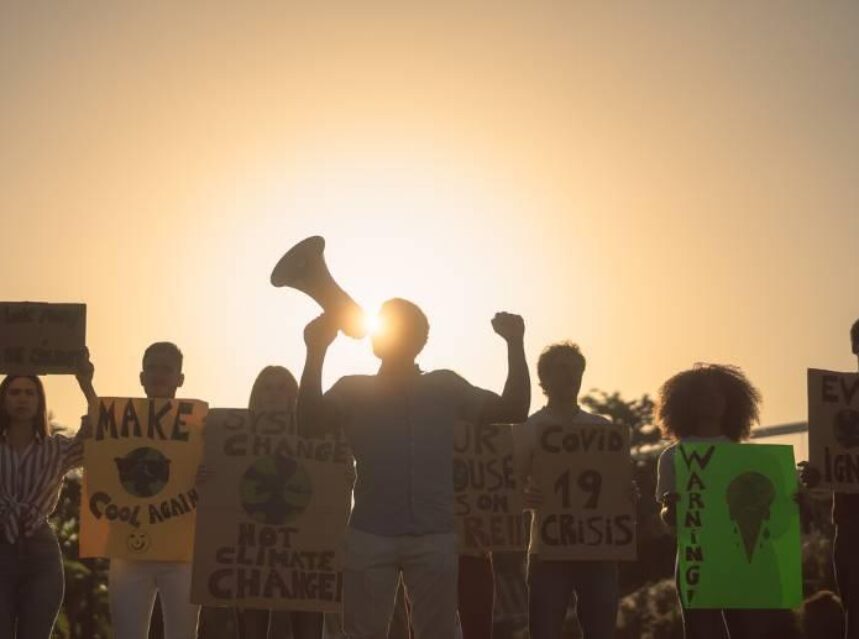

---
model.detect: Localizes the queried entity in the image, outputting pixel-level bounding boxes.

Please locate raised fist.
[491,312,525,342]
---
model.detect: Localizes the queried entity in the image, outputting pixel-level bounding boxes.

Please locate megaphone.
[271,236,366,338]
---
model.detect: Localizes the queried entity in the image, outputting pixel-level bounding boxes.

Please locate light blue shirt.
[325,368,496,536]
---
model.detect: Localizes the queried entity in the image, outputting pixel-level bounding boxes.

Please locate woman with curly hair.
[654,363,762,639]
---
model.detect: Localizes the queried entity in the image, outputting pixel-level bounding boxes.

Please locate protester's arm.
[75,415,93,442]
[75,348,97,409]
[655,447,677,528]
[478,312,530,424]
[297,314,342,438]
[74,349,97,441]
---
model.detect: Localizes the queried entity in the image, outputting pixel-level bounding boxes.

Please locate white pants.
[109,559,199,639]
[342,528,459,639]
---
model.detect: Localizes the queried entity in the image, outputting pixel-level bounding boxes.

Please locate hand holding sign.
[797,461,821,489]
[75,348,97,406]
[304,314,339,351]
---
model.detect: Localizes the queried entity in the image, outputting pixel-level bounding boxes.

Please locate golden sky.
[2,2,858,435]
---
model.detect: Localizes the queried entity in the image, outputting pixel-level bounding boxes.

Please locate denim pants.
[109,559,199,639]
[527,557,618,639]
[0,525,65,639]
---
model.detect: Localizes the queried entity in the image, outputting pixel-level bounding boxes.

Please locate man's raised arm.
[297,314,340,438]
[480,312,530,424]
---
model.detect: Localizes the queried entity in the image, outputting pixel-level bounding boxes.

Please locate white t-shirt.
[515,405,613,556]
[654,436,729,503]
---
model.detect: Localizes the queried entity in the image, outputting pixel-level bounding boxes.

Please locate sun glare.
[363,310,383,337]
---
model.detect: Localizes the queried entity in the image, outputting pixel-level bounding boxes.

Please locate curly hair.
[656,364,761,442]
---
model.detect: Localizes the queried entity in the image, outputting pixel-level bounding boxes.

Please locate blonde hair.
[248,366,299,412]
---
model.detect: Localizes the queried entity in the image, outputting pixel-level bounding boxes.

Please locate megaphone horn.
[271,236,366,338]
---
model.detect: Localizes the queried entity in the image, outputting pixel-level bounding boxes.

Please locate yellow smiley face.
[126,530,151,554]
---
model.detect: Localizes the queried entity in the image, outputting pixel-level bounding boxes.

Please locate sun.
[362,310,383,337]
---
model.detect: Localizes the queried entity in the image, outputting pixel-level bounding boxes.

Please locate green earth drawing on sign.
[240,455,312,525]
[114,447,171,498]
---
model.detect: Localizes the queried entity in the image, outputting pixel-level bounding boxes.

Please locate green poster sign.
[675,442,802,609]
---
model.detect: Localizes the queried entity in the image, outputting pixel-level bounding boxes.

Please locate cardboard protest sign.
[0,302,85,374]
[80,397,208,560]
[453,422,526,552]
[676,442,802,609]
[191,409,352,612]
[532,421,636,560]
[808,369,859,492]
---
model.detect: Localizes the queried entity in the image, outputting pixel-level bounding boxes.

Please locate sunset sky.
[2,2,857,442]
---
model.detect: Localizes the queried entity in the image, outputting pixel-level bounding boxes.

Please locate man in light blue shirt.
[298,298,529,639]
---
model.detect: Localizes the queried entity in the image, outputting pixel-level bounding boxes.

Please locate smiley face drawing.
[126,530,151,554]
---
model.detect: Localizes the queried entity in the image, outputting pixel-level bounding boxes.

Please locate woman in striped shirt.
[0,358,95,639]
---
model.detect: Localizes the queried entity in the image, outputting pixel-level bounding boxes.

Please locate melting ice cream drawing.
[726,472,775,562]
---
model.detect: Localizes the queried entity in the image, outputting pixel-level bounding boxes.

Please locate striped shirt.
[0,434,84,543]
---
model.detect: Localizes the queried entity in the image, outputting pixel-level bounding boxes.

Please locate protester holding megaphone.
[297,298,529,639]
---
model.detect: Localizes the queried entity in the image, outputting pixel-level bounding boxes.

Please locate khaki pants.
[342,528,458,639]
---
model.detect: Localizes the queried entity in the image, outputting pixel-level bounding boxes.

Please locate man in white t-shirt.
[108,342,200,639]
[517,342,620,639]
